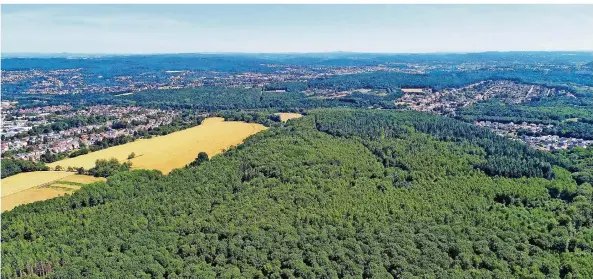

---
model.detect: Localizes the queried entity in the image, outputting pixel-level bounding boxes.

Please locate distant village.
[397,80,565,115]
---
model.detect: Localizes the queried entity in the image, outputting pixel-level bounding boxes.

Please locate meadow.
[48,117,266,174]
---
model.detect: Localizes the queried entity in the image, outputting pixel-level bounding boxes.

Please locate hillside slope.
[2,109,592,278]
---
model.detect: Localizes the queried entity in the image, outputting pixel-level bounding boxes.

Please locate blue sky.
[2,5,592,53]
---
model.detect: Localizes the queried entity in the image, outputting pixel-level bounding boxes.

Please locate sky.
[2,4,593,54]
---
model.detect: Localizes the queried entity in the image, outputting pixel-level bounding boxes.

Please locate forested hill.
[8,87,401,111]
[2,109,593,278]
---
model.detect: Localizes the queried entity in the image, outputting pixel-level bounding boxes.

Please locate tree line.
[0,158,48,178]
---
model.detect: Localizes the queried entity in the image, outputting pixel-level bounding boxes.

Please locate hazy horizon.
[2,5,593,54]
[2,50,592,55]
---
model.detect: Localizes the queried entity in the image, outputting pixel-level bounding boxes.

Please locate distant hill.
[1,52,109,59]
[3,51,591,68]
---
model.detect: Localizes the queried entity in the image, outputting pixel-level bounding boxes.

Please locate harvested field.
[48,117,267,174]
[275,113,303,122]
[1,187,73,212]
[1,173,103,212]
[1,171,74,197]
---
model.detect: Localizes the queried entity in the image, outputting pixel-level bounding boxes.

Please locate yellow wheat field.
[1,173,105,212]
[1,171,74,197]
[48,117,267,174]
[1,118,265,211]
[275,113,303,122]
[2,187,71,211]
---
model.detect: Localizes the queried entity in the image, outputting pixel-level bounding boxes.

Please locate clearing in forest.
[48,117,267,174]
[1,173,105,212]
[275,113,303,122]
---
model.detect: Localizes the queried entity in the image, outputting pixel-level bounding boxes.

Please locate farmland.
[1,173,105,211]
[48,117,267,174]
[1,171,73,197]
[275,112,303,122]
[1,118,265,211]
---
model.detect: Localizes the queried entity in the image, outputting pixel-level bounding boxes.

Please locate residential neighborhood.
[396,81,589,151]
[2,104,180,160]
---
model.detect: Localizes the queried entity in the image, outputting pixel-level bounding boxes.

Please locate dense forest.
[313,110,559,179]
[556,147,593,186]
[2,109,592,278]
[458,99,593,124]
[7,86,401,112]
